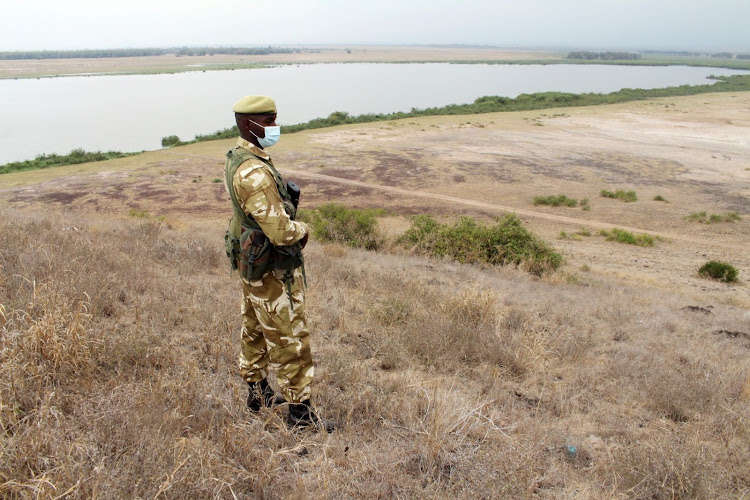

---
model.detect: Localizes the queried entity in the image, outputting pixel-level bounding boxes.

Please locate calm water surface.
[0,63,747,164]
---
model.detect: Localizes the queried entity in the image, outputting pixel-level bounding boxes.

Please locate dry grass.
[0,207,750,498]
[1,208,749,498]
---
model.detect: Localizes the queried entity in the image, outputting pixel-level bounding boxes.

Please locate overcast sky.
[2,0,749,52]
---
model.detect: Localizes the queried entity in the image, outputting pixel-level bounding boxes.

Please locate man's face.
[246,114,277,139]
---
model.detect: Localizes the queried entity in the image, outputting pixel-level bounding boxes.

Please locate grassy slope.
[1,92,749,497]
[1,209,748,498]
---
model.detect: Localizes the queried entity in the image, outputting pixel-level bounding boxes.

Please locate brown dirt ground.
[0,46,557,78]
[1,92,748,305]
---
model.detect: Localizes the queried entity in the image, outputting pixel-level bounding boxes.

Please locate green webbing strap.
[226,147,306,307]
[225,148,261,230]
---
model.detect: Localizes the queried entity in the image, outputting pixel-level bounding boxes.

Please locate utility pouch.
[272,241,304,273]
[239,226,273,281]
[224,230,240,271]
[224,214,243,271]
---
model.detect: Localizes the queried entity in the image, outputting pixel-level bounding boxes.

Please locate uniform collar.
[236,137,271,160]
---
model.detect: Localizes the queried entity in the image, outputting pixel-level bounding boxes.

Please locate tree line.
[634,50,748,60]
[0,46,305,60]
[179,74,750,144]
[567,51,641,60]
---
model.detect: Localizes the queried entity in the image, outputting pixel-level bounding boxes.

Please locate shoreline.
[4,58,750,81]
[3,74,750,173]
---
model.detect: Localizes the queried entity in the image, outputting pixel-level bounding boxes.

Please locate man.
[223,95,334,432]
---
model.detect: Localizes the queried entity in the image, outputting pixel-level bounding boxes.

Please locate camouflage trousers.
[239,266,314,404]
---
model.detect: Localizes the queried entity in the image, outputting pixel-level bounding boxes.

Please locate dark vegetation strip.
[0,149,138,175]
[444,58,750,71]
[188,73,750,142]
[2,74,750,174]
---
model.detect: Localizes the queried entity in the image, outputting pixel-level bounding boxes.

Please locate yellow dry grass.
[1,92,749,498]
[1,208,748,498]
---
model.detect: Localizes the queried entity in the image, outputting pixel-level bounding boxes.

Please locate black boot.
[247,379,285,411]
[287,400,336,433]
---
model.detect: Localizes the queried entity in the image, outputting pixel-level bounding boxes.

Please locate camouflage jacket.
[225,138,308,246]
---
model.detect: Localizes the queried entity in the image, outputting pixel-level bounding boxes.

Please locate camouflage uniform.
[226,138,313,404]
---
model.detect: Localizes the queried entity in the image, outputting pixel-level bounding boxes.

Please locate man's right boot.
[287,401,336,433]
[247,379,285,412]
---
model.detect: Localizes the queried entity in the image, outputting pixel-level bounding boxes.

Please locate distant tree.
[567,51,599,60]
[161,135,182,147]
[567,51,639,60]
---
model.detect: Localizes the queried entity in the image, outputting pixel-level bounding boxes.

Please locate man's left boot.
[287,400,336,433]
[247,378,285,411]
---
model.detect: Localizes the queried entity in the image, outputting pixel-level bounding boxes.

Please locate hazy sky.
[2,0,749,52]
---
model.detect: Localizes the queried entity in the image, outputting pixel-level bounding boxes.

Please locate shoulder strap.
[225,148,259,229]
[226,147,291,204]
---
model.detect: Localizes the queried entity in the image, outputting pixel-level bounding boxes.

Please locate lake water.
[0,63,747,164]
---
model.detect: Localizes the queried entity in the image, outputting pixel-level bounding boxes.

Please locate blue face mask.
[249,120,281,148]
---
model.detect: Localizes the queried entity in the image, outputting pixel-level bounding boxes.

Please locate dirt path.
[154,149,747,252]
[281,167,747,251]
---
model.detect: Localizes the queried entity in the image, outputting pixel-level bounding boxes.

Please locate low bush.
[305,203,384,250]
[686,211,741,223]
[600,189,637,202]
[599,228,654,247]
[400,214,561,275]
[533,194,578,207]
[161,135,183,147]
[698,261,738,282]
[653,195,669,202]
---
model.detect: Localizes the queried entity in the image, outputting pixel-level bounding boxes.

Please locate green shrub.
[724,212,742,222]
[686,211,742,223]
[698,261,738,282]
[307,203,383,250]
[600,228,654,247]
[533,194,578,207]
[558,231,582,241]
[400,214,562,275]
[653,195,669,202]
[129,209,152,218]
[600,190,637,202]
[161,135,183,147]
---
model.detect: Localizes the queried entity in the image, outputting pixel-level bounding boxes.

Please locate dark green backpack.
[224,148,304,287]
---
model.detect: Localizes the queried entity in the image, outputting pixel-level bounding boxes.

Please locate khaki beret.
[232,95,277,114]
